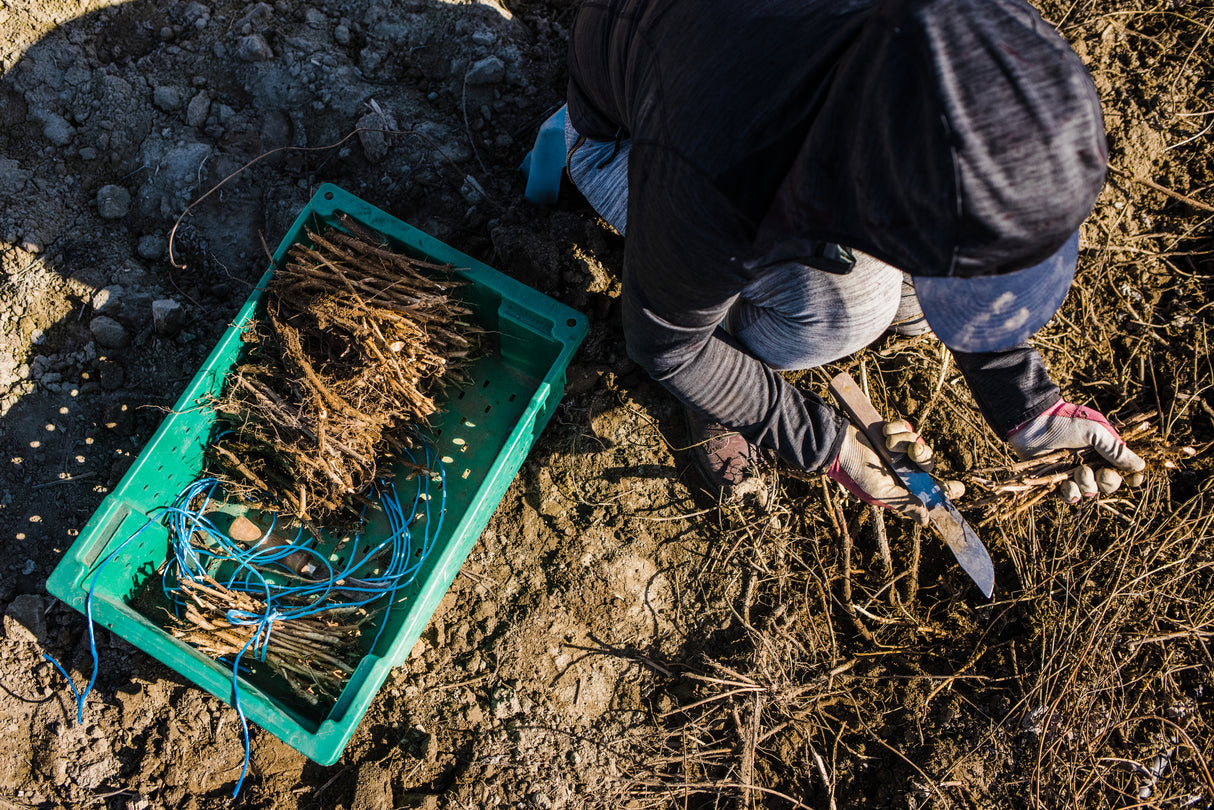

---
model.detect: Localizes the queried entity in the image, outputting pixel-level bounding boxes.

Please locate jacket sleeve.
[621,143,847,472]
[951,343,1061,437]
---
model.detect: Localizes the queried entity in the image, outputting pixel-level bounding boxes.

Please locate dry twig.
[206,224,481,525]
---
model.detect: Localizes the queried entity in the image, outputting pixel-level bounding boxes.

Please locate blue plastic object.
[519,105,567,205]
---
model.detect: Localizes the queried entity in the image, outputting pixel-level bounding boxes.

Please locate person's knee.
[731,253,907,369]
[732,298,896,370]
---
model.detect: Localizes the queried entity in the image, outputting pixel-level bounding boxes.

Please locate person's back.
[557,0,1144,509]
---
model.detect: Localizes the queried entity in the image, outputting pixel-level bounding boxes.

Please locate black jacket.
[567,0,1062,471]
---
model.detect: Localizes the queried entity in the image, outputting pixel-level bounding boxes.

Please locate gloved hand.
[882,419,936,472]
[1007,399,1146,503]
[827,422,931,524]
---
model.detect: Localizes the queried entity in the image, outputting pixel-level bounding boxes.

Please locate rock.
[334,24,351,45]
[0,158,30,195]
[89,316,129,349]
[357,111,391,163]
[93,285,142,320]
[460,175,485,205]
[235,2,273,33]
[95,185,131,220]
[465,56,505,86]
[86,75,153,159]
[152,85,183,111]
[3,594,47,644]
[235,34,274,62]
[151,299,186,337]
[186,90,210,128]
[136,234,166,260]
[227,516,264,544]
[134,139,213,219]
[305,8,327,28]
[40,112,75,146]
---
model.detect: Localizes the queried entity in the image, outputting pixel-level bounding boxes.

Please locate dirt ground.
[1,1,1211,808]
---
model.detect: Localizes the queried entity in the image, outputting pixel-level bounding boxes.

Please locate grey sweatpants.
[565,115,929,371]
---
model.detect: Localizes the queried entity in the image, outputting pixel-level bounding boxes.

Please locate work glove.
[826,421,936,524]
[881,419,936,472]
[1007,399,1146,503]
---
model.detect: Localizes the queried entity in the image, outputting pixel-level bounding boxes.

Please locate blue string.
[47,444,446,799]
[162,449,445,796]
[43,518,154,723]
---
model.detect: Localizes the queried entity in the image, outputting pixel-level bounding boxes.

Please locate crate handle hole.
[324,191,334,200]
[484,405,491,414]
[567,318,578,327]
[508,394,516,403]
[482,380,490,388]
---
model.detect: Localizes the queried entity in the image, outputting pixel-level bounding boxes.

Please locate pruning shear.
[829,372,995,598]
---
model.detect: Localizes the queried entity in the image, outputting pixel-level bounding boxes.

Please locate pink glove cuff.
[1006,399,1120,440]
[826,457,894,511]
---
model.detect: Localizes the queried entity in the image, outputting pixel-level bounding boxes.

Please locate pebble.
[357,111,391,163]
[41,112,76,146]
[186,90,210,128]
[0,157,30,194]
[92,285,125,313]
[227,516,263,544]
[4,593,47,644]
[137,234,166,260]
[89,315,129,349]
[465,56,505,85]
[96,184,131,219]
[235,34,275,62]
[152,85,183,111]
[151,298,186,337]
[334,24,351,45]
[235,2,273,32]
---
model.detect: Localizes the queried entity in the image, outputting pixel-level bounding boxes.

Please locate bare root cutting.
[168,577,375,702]
[205,222,481,525]
[962,411,1197,518]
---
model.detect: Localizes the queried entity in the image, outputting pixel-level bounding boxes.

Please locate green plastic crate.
[46,184,588,765]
